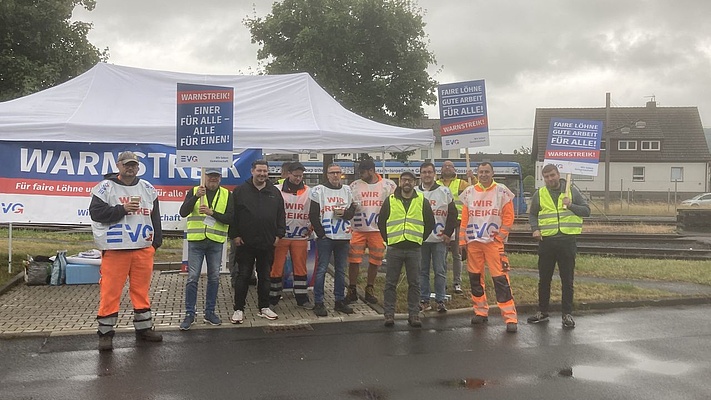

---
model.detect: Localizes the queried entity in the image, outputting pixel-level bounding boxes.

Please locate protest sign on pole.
[437,79,489,150]
[176,83,234,167]
[543,118,603,176]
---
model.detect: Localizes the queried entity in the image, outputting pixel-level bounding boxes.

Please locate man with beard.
[309,163,356,317]
[229,160,286,324]
[527,164,589,329]
[377,171,434,328]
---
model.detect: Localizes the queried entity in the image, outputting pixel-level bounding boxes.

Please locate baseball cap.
[358,159,375,171]
[204,167,222,175]
[400,170,416,179]
[117,151,139,164]
[288,162,306,172]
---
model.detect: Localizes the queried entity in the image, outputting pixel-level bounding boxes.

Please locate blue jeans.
[314,237,349,303]
[420,241,447,302]
[185,239,223,314]
[384,246,421,318]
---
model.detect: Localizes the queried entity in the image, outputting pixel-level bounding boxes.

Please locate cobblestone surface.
[0,271,380,336]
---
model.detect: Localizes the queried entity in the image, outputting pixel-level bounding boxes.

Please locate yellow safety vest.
[385,193,426,245]
[537,186,583,236]
[186,186,230,243]
[437,178,463,218]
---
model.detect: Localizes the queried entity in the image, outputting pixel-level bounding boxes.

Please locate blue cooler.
[65,263,100,285]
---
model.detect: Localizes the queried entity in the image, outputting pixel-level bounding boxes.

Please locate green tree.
[0,0,107,102]
[245,0,438,128]
[513,145,534,178]
[389,149,415,163]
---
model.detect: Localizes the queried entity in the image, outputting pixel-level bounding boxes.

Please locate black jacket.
[229,177,286,249]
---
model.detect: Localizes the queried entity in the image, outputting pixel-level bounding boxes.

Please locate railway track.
[507,232,711,260]
[3,223,709,260]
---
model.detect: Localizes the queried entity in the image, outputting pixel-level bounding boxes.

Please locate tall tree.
[245,0,438,129]
[0,0,107,102]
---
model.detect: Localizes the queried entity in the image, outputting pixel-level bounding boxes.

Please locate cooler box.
[65,263,100,285]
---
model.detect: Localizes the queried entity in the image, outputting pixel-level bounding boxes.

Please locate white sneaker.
[258,307,278,320]
[230,310,244,324]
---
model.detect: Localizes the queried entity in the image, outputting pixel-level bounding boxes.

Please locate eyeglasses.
[327,171,341,175]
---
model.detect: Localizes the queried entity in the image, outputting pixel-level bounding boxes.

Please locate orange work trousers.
[98,246,156,317]
[270,239,308,278]
[465,240,517,324]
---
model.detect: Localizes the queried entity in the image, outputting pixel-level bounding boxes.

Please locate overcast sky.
[72,0,711,153]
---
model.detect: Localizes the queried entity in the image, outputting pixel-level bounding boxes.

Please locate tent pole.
[7,222,12,273]
[465,148,472,185]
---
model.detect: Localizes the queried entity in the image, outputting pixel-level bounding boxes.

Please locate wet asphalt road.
[1,305,710,400]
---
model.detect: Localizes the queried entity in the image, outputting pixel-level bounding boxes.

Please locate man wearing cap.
[377,170,434,327]
[269,162,314,309]
[89,150,163,351]
[178,167,233,330]
[347,158,397,305]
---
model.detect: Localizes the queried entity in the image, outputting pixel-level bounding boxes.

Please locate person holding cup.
[89,150,163,351]
[308,163,356,317]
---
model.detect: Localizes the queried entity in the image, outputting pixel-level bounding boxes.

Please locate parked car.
[680,193,711,207]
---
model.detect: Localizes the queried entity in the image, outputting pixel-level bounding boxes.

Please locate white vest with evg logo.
[91,179,158,250]
[277,183,312,240]
[350,177,396,232]
[416,185,454,243]
[460,182,514,244]
[309,185,353,240]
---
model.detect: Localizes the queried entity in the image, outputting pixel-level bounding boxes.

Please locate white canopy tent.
[0,63,433,153]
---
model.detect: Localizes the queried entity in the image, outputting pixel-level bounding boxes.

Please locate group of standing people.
[89,151,589,351]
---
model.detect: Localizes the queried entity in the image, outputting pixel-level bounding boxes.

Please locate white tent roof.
[0,63,433,153]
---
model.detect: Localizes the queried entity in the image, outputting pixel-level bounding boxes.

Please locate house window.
[309,152,318,160]
[420,149,429,160]
[641,140,660,151]
[572,174,594,181]
[632,166,645,182]
[619,140,637,151]
[600,140,606,151]
[441,149,449,158]
[671,167,684,182]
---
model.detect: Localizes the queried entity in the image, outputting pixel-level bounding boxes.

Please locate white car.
[680,193,711,207]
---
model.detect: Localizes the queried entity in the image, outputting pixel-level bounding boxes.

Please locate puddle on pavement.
[439,378,491,390]
[346,387,388,399]
[557,365,627,382]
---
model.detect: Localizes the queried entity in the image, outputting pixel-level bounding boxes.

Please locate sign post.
[176,83,236,274]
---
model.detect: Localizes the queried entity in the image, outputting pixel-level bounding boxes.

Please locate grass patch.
[0,229,183,284]
[509,253,711,286]
[365,272,675,314]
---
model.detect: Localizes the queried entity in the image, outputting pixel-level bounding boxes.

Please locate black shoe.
[364,285,378,304]
[436,301,447,313]
[313,302,328,317]
[98,335,113,352]
[453,284,463,294]
[345,285,358,304]
[384,315,395,327]
[135,328,163,342]
[506,322,518,333]
[334,300,354,314]
[408,315,422,328]
[470,315,489,325]
[527,311,550,324]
